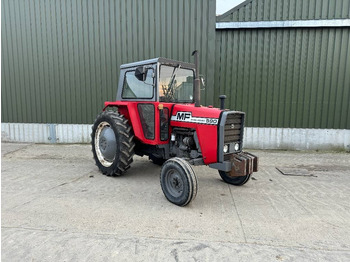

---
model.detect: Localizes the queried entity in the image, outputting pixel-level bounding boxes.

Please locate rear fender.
[102,102,141,139]
[103,101,158,145]
[103,104,130,120]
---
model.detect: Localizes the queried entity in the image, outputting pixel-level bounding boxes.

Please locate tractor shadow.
[115,157,161,180]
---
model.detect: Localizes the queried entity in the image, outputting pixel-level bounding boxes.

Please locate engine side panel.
[170,104,221,164]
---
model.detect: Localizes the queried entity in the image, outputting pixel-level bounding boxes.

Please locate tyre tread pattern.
[171,158,198,206]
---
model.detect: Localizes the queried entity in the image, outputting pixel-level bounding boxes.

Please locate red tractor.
[92,51,258,206]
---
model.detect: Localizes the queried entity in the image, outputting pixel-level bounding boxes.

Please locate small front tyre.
[219,171,251,186]
[160,158,198,206]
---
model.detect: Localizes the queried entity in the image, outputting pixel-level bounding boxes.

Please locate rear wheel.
[219,171,251,186]
[160,158,198,206]
[91,111,135,176]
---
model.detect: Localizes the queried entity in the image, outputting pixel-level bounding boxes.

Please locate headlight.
[223,144,229,153]
[234,143,240,151]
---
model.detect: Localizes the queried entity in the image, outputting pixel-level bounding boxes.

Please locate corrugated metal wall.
[217,0,350,21]
[2,0,350,130]
[1,0,216,124]
[215,0,350,129]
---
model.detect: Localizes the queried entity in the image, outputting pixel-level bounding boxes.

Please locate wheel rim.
[165,169,184,198]
[95,121,116,167]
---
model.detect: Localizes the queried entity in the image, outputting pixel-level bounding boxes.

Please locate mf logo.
[171,111,218,125]
[176,112,192,121]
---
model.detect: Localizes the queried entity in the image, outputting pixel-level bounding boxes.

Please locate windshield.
[159,65,194,103]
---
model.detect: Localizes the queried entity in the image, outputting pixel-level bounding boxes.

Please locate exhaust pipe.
[192,50,200,107]
[219,95,226,110]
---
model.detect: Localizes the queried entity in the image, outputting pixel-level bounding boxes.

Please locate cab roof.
[120,57,195,70]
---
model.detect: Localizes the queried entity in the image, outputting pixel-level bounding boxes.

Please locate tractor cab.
[116,57,196,104]
[108,58,200,147]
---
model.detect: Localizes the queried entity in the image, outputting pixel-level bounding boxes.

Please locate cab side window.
[137,104,155,140]
[122,69,154,99]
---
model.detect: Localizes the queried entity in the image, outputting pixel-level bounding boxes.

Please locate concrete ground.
[1,143,350,261]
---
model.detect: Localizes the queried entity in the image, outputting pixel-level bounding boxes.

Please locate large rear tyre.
[160,158,198,206]
[219,171,251,186]
[91,111,135,176]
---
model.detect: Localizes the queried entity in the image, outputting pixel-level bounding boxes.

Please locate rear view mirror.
[200,76,205,87]
[135,66,147,81]
[200,75,205,90]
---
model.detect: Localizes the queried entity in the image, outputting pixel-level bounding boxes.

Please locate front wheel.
[219,171,251,186]
[160,158,198,206]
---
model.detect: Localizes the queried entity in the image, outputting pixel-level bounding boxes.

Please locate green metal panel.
[214,0,350,129]
[2,0,350,130]
[215,0,350,128]
[214,27,350,129]
[217,0,350,22]
[1,0,216,124]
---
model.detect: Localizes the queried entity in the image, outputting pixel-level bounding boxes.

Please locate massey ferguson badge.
[171,112,219,125]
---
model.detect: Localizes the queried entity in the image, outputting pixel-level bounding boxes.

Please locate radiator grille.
[217,111,245,162]
[224,113,243,144]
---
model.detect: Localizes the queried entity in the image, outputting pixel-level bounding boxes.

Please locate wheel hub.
[172,177,182,188]
[100,137,107,150]
[166,170,184,197]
